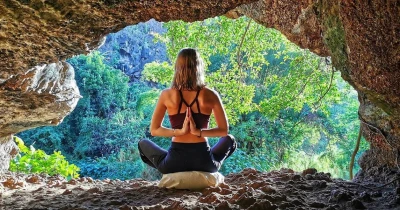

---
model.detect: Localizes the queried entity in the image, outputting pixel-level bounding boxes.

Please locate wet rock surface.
[2,168,399,210]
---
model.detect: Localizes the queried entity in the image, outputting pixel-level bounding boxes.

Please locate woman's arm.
[190,90,228,137]
[150,90,189,137]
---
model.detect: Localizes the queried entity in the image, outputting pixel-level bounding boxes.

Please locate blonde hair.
[171,48,205,90]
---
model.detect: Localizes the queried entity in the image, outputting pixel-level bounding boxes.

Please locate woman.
[138,48,236,174]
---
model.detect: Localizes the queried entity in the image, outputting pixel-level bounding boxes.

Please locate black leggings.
[138,135,236,174]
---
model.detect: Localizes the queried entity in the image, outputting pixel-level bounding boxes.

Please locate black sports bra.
[168,90,210,129]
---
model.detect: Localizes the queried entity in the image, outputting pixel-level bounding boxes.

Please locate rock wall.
[0,0,257,79]
[0,0,399,181]
[339,1,400,182]
[0,62,80,136]
[98,19,169,82]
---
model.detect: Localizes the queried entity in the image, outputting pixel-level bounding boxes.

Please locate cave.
[1,0,399,209]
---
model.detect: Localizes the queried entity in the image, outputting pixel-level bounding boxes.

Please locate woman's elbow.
[221,127,228,136]
[150,128,157,136]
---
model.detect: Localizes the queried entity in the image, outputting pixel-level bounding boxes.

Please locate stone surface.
[237,0,328,56]
[0,0,257,78]
[2,168,400,209]
[339,0,400,181]
[0,62,80,137]
[97,19,168,82]
[0,136,19,172]
[0,0,399,182]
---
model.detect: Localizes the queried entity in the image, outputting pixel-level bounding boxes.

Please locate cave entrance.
[14,16,364,181]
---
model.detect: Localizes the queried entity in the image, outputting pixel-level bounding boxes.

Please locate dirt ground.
[1,168,400,210]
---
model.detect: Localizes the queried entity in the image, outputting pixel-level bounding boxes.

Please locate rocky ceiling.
[0,0,399,181]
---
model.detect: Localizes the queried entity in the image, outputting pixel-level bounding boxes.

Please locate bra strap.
[190,90,201,107]
[196,100,201,114]
[194,90,201,114]
[178,89,201,113]
[177,90,184,114]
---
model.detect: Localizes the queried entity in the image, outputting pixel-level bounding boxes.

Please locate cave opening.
[2,0,399,208]
[12,16,364,181]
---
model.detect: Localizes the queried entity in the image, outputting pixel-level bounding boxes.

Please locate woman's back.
[164,88,215,116]
[161,88,218,143]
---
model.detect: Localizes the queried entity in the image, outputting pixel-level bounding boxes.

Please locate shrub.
[9,136,80,180]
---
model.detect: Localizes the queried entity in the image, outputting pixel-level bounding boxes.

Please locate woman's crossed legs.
[138,135,237,174]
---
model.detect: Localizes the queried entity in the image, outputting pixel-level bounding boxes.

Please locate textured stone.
[97,20,169,82]
[1,168,399,209]
[0,136,19,172]
[340,0,400,182]
[0,0,257,78]
[237,0,328,56]
[0,61,80,137]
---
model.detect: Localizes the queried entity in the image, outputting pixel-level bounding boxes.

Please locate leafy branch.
[10,136,80,180]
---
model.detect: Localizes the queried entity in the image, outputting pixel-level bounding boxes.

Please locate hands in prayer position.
[181,107,200,136]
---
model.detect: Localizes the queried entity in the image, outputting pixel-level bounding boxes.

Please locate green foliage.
[142,61,174,86]
[66,53,157,159]
[16,126,65,155]
[274,148,350,179]
[10,136,80,180]
[77,145,145,180]
[18,51,162,179]
[260,56,339,120]
[219,148,257,174]
[69,51,129,119]
[206,66,256,125]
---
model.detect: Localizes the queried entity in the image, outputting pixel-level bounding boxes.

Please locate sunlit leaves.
[65,54,158,159]
[260,52,339,120]
[156,16,280,124]
[142,61,174,86]
[10,136,80,179]
[69,52,129,119]
[16,17,362,180]
[206,66,255,125]
[135,89,160,118]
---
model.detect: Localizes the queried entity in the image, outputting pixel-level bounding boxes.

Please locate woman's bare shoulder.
[203,87,219,94]
[158,88,175,100]
[202,87,220,100]
[160,88,177,95]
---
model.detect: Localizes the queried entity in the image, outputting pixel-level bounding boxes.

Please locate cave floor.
[1,168,399,210]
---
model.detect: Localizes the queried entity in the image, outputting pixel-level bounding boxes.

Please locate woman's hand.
[188,108,200,136]
[179,107,191,136]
